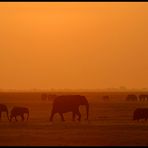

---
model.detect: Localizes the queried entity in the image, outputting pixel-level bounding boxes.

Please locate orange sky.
[0,2,148,90]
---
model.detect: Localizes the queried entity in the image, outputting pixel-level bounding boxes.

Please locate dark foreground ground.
[0,91,148,146]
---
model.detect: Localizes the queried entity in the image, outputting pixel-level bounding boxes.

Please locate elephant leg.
[59,113,65,121]
[21,114,24,121]
[49,111,55,122]
[15,116,17,122]
[72,112,76,121]
[76,110,81,121]
[9,115,13,122]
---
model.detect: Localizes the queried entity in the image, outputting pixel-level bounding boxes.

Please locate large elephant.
[9,106,29,122]
[49,95,89,122]
[0,104,9,121]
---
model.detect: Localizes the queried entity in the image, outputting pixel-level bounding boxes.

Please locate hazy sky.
[0,2,148,90]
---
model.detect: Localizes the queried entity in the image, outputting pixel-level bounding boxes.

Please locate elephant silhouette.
[0,104,9,121]
[133,108,148,121]
[49,95,89,122]
[48,94,57,101]
[139,95,148,101]
[102,96,110,101]
[9,106,29,122]
[126,94,137,101]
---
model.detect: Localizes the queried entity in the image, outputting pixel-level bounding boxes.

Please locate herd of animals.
[0,94,148,122]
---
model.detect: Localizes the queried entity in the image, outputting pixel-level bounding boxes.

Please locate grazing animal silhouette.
[102,96,110,101]
[49,95,89,122]
[0,104,9,121]
[9,106,29,122]
[133,108,148,121]
[48,94,57,101]
[126,94,137,101]
[41,93,48,101]
[139,95,148,101]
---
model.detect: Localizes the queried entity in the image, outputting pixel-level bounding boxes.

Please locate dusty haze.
[0,2,148,90]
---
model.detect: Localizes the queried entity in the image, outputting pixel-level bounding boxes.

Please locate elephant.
[102,96,110,101]
[48,94,57,101]
[139,95,148,101]
[133,108,148,121]
[126,94,138,101]
[49,95,89,122]
[0,104,9,121]
[9,106,29,122]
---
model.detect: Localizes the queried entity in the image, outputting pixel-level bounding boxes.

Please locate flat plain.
[0,91,148,146]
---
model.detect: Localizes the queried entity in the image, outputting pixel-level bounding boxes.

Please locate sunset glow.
[0,2,148,90]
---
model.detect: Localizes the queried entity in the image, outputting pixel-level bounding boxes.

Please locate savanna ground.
[0,91,148,146]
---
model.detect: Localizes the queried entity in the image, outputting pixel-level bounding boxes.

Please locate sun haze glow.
[0,2,148,90]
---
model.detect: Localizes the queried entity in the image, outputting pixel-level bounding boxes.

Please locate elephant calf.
[126,94,138,101]
[133,108,148,121]
[9,106,29,122]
